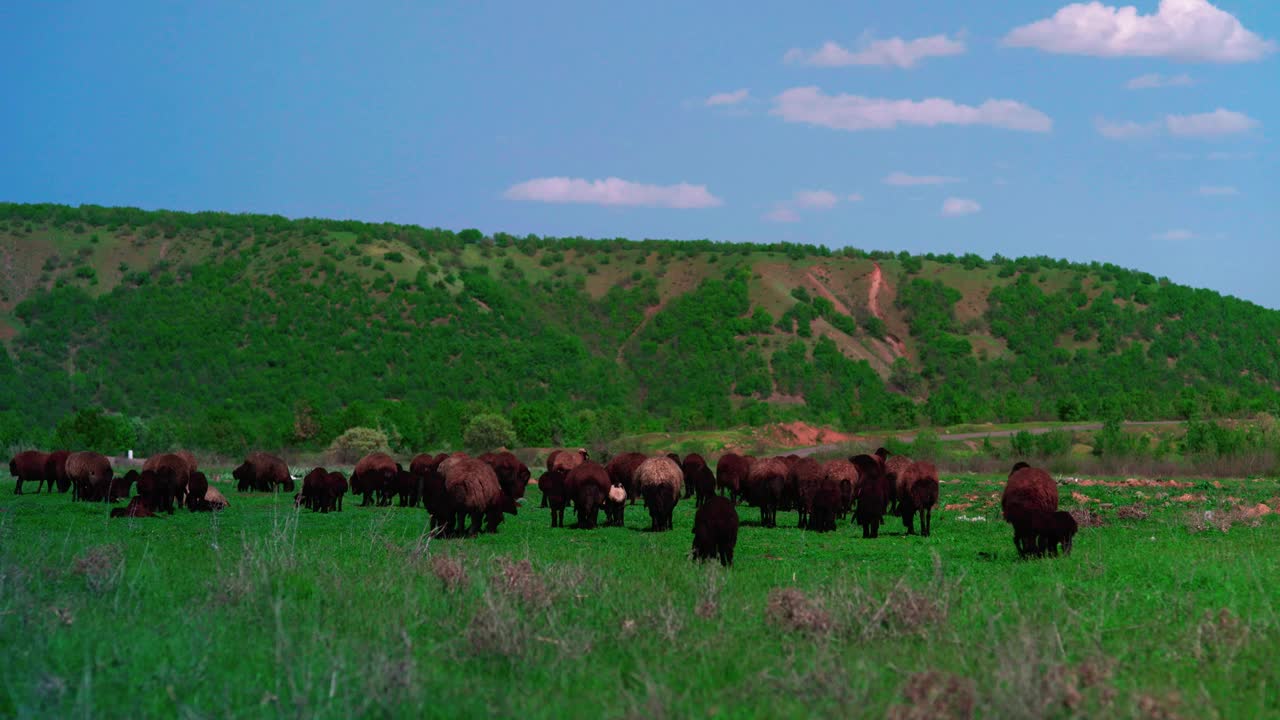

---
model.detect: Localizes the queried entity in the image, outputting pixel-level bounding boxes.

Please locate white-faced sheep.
[1002,462,1060,557]
[605,452,646,506]
[635,456,683,531]
[605,484,627,527]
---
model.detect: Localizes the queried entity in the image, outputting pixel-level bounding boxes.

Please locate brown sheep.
[110,495,157,518]
[549,448,589,475]
[1031,510,1078,557]
[142,453,192,511]
[681,453,708,500]
[482,451,530,502]
[565,461,611,529]
[9,450,49,495]
[897,461,940,537]
[605,483,627,527]
[185,471,209,512]
[605,452,646,506]
[635,456,683,531]
[233,452,291,493]
[539,469,569,529]
[692,495,739,566]
[821,459,860,520]
[443,457,514,536]
[44,450,72,494]
[743,457,787,528]
[851,454,891,538]
[66,451,115,502]
[352,452,398,507]
[1002,463,1060,557]
[715,452,751,503]
[790,457,824,529]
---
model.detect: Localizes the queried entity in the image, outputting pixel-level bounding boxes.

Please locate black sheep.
[692,496,739,567]
[850,454,891,539]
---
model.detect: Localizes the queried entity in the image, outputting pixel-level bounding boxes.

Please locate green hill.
[1,202,1277,455]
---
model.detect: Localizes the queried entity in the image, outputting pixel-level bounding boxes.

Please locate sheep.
[324,471,348,512]
[539,469,569,529]
[790,457,824,529]
[605,452,646,506]
[635,456,683,531]
[186,471,209,512]
[850,454,891,538]
[110,495,157,518]
[715,452,751,503]
[684,456,717,509]
[1030,510,1078,557]
[565,461,611,529]
[142,453,192,510]
[232,452,291,493]
[821,459,860,520]
[691,495,739,567]
[681,453,708,500]
[896,461,940,537]
[300,467,328,511]
[743,457,787,528]
[204,487,230,510]
[605,484,627,527]
[9,450,49,494]
[44,450,71,494]
[1002,463,1060,557]
[443,457,515,536]
[66,451,115,503]
[483,451,531,503]
[549,448,589,475]
[352,452,398,507]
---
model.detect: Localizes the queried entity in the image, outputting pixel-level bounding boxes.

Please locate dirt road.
[791,420,1183,458]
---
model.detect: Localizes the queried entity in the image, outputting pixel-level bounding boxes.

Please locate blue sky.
[2,1,1277,305]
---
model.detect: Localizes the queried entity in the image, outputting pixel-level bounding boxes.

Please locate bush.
[52,408,136,455]
[328,426,391,464]
[463,413,516,452]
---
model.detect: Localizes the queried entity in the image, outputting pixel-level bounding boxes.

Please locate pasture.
[2,470,1279,719]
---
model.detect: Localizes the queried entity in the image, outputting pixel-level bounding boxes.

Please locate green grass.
[3,472,1280,718]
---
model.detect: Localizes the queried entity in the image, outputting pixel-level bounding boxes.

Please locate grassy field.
[3,469,1280,719]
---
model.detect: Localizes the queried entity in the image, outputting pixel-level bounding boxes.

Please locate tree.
[463,413,516,451]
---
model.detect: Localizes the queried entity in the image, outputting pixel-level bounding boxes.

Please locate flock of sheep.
[10,444,1077,563]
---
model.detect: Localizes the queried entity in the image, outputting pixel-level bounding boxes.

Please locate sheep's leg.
[13,478,22,495]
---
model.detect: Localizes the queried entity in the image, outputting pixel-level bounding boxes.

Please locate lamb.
[743,457,787,528]
[635,456,683,531]
[352,452,398,507]
[681,453,708,500]
[185,471,210,512]
[821,459,860,520]
[896,461,940,537]
[684,455,717,509]
[66,451,115,502]
[850,454,891,538]
[714,452,751,503]
[45,450,72,494]
[324,471,348,512]
[539,469,569,529]
[565,461,611,529]
[691,495,739,567]
[789,457,824,529]
[300,467,328,511]
[9,450,49,494]
[1002,463,1060,557]
[605,484,627,527]
[605,452,646,506]
[1030,510,1078,557]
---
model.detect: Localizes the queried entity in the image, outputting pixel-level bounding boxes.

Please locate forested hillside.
[1,202,1277,455]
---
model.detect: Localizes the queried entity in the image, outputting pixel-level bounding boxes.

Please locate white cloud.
[504,177,723,208]
[705,89,750,107]
[1095,117,1160,139]
[1004,0,1276,63]
[847,193,865,202]
[772,87,1052,132]
[793,190,840,209]
[1198,185,1238,195]
[784,34,966,69]
[765,206,801,223]
[941,197,982,216]
[1127,72,1194,89]
[884,171,962,186]
[1166,108,1259,137]
[1153,229,1195,240]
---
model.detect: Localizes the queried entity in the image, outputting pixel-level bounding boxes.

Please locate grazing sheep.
[1002,463,1060,557]
[790,457,824,529]
[110,495,157,518]
[9,450,49,495]
[66,451,115,502]
[681,454,708,500]
[715,452,751,503]
[143,453,192,510]
[539,469,569,529]
[203,487,230,510]
[605,452,646,506]
[352,452,398,507]
[684,456,717,509]
[483,451,531,502]
[897,461,940,537]
[325,471,348,512]
[44,450,71,494]
[1029,510,1078,557]
[186,471,209,512]
[743,457,787,528]
[821,459,860,520]
[443,457,514,536]
[635,456,683,532]
[850,454,891,538]
[691,495,739,567]
[605,484,627,527]
[550,448,589,475]
[299,467,327,511]
[566,461,611,529]
[233,452,291,493]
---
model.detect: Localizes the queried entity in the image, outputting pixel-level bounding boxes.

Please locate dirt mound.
[761,421,858,448]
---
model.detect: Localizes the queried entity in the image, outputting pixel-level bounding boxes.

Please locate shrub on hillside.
[329,426,391,464]
[463,413,516,451]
